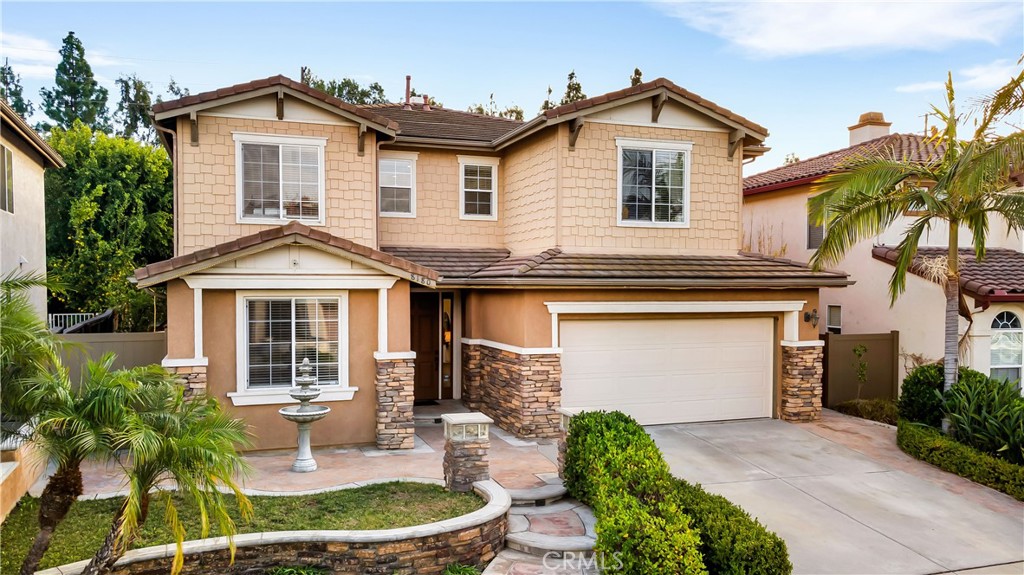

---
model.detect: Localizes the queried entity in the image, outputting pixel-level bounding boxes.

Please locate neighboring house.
[0,100,64,521]
[136,75,849,451]
[743,112,1024,385]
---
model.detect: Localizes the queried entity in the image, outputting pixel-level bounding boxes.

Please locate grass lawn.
[1,482,482,572]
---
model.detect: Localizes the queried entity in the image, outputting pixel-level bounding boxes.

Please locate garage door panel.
[560,317,774,425]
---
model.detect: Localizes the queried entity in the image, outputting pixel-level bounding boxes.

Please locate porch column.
[780,341,824,422]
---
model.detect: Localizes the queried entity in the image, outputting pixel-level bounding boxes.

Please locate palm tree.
[80,386,252,575]
[16,355,179,575]
[809,70,1024,394]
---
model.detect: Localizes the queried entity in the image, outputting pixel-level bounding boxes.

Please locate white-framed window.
[458,155,499,221]
[233,133,326,224]
[616,137,692,228]
[0,145,12,214]
[990,311,1022,386]
[379,151,417,217]
[826,305,842,335]
[230,291,354,406]
[807,200,824,250]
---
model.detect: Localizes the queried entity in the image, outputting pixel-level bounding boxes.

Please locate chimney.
[848,112,891,146]
[422,94,431,111]
[404,75,412,110]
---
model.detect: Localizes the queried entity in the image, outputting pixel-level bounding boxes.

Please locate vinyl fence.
[59,332,167,385]
[823,331,900,407]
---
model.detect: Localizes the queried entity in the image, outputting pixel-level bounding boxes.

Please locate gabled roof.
[362,104,522,144]
[872,246,1024,303]
[744,133,944,196]
[133,222,438,288]
[0,100,64,169]
[151,75,398,133]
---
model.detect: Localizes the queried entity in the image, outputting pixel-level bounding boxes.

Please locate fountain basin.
[279,405,331,424]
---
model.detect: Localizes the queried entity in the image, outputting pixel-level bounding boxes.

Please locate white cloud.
[1,31,129,80]
[895,59,1019,93]
[654,1,1022,59]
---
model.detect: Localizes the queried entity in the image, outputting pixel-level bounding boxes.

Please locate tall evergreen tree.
[560,70,586,105]
[38,32,111,133]
[1,59,35,117]
[114,74,156,143]
[630,67,643,86]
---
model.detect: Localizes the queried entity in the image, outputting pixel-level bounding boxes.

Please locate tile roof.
[871,246,1024,301]
[151,75,399,131]
[544,77,769,137]
[361,105,523,142]
[0,100,64,168]
[383,246,850,288]
[133,222,438,287]
[744,133,944,195]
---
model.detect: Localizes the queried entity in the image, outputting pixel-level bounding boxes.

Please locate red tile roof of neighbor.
[872,246,1024,302]
[744,133,945,195]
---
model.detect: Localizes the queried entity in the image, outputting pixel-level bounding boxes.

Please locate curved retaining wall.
[38,479,510,575]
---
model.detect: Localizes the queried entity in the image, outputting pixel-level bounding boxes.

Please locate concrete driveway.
[648,412,1024,575]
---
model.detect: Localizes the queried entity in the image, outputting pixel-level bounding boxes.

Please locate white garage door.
[560,317,774,425]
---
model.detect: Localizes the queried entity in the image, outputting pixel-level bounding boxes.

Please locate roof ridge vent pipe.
[422,93,431,111]
[404,75,412,110]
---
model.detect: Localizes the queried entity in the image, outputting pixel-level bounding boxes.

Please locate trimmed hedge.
[564,411,792,575]
[833,398,899,425]
[897,420,1024,501]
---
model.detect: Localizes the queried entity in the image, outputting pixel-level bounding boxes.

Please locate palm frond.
[886,216,934,303]
[974,64,1024,137]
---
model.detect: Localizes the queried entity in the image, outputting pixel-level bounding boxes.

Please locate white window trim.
[379,151,418,218]
[458,155,500,222]
[229,290,356,406]
[233,132,327,226]
[615,137,692,229]
[826,304,842,334]
[990,311,1023,383]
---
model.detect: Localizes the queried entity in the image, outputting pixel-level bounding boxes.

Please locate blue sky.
[2,1,1022,174]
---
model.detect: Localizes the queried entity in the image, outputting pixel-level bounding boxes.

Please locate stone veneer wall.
[375,357,416,449]
[444,437,490,492]
[463,343,561,438]
[169,365,207,397]
[780,343,824,422]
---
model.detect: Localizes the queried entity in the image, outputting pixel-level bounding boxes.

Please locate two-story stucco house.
[743,113,1024,385]
[135,75,849,451]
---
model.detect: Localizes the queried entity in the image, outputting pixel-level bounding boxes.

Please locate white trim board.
[183,276,397,290]
[373,351,417,360]
[460,338,562,356]
[161,356,209,368]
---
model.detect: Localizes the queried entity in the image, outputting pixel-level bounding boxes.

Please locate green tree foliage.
[540,86,555,112]
[114,74,156,143]
[630,67,643,87]
[1,58,35,117]
[299,66,387,105]
[560,70,586,106]
[165,76,190,99]
[45,122,172,330]
[39,32,111,133]
[467,93,525,121]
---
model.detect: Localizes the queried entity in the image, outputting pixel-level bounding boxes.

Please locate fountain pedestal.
[278,359,331,473]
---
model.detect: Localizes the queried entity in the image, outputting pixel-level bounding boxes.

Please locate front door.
[411,292,440,401]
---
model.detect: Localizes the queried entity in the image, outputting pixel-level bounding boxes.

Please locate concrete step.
[482,549,595,575]
[504,498,597,558]
[505,531,596,557]
[507,480,568,507]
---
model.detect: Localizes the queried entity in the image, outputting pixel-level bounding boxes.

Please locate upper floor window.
[379,152,417,217]
[807,202,824,250]
[616,138,691,227]
[1,145,12,213]
[233,133,326,224]
[459,155,499,221]
[991,311,1022,386]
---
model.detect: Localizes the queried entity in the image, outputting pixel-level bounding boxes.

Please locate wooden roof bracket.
[357,123,368,156]
[276,89,285,120]
[728,129,746,160]
[568,117,585,150]
[189,111,198,146]
[652,92,668,123]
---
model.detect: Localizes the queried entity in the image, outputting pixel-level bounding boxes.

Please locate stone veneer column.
[442,412,493,492]
[168,364,207,397]
[461,344,483,411]
[780,342,824,422]
[374,355,416,450]
[472,344,562,439]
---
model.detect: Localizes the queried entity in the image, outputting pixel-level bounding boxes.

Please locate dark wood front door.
[411,292,439,401]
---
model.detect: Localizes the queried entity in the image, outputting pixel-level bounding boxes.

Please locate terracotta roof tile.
[362,104,523,142]
[872,246,1024,300]
[744,133,944,194]
[380,246,511,279]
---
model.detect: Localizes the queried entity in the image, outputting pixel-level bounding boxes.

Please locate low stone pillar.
[556,407,580,480]
[165,363,207,397]
[781,341,824,422]
[443,412,493,492]
[374,353,416,450]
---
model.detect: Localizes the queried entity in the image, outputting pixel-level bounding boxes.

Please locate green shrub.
[898,363,945,426]
[675,479,792,575]
[564,411,792,575]
[442,564,481,575]
[833,398,899,425]
[265,567,328,575]
[897,420,1024,501]
[943,376,1024,465]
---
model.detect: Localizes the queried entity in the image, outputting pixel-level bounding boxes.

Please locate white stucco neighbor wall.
[0,134,48,316]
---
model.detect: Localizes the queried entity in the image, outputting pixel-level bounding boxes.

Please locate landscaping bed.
[832,398,898,425]
[1,481,482,573]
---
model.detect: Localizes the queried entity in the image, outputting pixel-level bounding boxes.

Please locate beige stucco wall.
[557,122,742,255]
[0,131,48,315]
[464,288,821,348]
[176,114,377,254]
[502,130,558,254]
[166,279,196,359]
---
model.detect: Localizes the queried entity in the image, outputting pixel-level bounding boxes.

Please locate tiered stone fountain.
[279,358,331,472]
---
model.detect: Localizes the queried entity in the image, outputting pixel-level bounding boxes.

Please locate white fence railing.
[48,312,99,331]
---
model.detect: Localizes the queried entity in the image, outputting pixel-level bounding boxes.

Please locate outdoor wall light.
[804,308,820,328]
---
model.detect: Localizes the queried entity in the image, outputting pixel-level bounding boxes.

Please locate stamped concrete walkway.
[649,411,1024,575]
